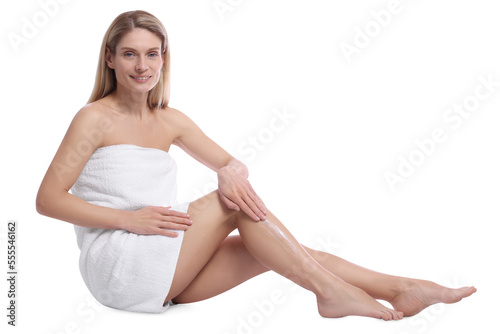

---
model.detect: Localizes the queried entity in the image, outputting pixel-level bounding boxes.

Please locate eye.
[123,52,134,58]
[148,52,159,58]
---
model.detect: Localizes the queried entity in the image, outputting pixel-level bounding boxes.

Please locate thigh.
[164,191,238,302]
[173,235,269,304]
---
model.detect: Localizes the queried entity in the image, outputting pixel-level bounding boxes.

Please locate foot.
[317,280,404,321]
[389,279,477,317]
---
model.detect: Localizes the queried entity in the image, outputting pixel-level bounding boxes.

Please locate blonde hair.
[88,10,171,109]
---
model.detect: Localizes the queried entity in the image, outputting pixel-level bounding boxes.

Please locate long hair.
[88,10,171,109]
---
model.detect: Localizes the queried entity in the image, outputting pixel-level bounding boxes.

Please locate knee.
[232,206,266,227]
[189,190,239,229]
[190,190,227,216]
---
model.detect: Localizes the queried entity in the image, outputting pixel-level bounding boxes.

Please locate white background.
[1,0,498,333]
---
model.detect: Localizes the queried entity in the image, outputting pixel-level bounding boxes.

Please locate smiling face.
[106,28,165,95]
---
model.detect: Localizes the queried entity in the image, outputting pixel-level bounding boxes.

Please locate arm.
[168,108,267,221]
[36,106,191,237]
[36,106,125,229]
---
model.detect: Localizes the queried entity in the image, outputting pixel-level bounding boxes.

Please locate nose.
[135,56,149,72]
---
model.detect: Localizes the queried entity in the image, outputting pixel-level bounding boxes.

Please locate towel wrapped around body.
[70,144,190,313]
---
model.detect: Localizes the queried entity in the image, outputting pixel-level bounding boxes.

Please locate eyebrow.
[119,47,161,52]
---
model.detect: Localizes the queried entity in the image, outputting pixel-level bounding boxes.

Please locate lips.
[130,75,152,82]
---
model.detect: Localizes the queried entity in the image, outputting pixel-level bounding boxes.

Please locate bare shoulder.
[72,101,112,127]
[72,101,115,133]
[159,106,190,123]
[65,101,116,150]
[158,106,200,133]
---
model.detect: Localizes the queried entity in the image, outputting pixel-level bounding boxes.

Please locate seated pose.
[36,10,475,321]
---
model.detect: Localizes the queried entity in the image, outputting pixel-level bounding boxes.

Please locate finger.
[160,215,193,226]
[157,229,179,238]
[255,193,266,213]
[162,222,190,231]
[247,191,267,218]
[150,205,171,209]
[245,184,267,215]
[240,192,267,221]
[164,209,191,219]
[235,194,262,222]
[157,207,189,218]
[219,191,240,211]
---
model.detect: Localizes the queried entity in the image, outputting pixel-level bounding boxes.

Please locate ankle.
[313,272,347,301]
[390,277,414,299]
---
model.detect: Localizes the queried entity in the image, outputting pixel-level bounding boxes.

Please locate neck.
[110,84,151,120]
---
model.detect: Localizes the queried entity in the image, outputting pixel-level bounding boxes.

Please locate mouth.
[130,75,152,83]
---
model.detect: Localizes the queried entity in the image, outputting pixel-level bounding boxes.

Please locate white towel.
[70,144,189,313]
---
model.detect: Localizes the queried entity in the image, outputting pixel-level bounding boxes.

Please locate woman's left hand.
[217,160,267,221]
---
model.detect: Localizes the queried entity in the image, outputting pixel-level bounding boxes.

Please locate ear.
[105,47,115,69]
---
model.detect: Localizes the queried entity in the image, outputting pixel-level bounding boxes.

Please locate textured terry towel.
[70,144,190,313]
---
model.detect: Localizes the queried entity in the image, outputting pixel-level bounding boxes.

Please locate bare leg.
[171,236,475,318]
[304,247,477,317]
[165,191,239,302]
[166,191,402,320]
[172,235,270,303]
[233,210,403,320]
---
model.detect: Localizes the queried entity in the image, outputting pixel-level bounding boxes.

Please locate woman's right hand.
[123,206,192,237]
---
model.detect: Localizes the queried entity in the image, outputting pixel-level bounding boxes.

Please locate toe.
[443,287,469,303]
[389,309,403,320]
[463,286,477,296]
[385,309,399,321]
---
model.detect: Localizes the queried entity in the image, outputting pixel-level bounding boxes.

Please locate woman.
[36,10,475,320]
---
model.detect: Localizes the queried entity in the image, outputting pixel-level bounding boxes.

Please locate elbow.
[36,189,54,217]
[36,188,69,217]
[35,193,48,216]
